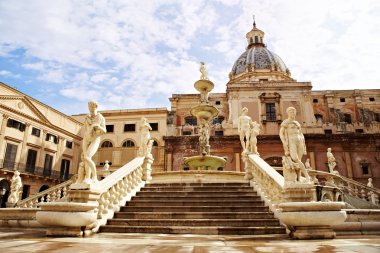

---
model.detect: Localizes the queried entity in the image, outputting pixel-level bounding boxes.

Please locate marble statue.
[139,117,152,156]
[238,107,252,151]
[198,119,210,155]
[305,158,311,170]
[367,178,378,205]
[367,178,374,188]
[249,121,260,155]
[103,160,110,171]
[280,107,311,183]
[327,148,337,173]
[8,171,22,204]
[76,101,106,185]
[200,61,208,80]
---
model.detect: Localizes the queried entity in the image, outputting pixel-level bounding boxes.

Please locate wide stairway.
[100,182,286,235]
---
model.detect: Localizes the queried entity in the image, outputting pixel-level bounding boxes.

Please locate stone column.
[19,123,31,166]
[166,153,172,172]
[309,151,316,170]
[344,152,353,178]
[37,130,47,168]
[235,152,240,172]
[0,114,9,159]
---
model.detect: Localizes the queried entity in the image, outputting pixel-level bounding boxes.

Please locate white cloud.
[0,70,20,78]
[0,0,379,114]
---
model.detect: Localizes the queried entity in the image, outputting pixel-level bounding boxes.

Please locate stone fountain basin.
[194,79,214,93]
[190,105,219,122]
[36,202,98,227]
[277,202,347,227]
[184,155,227,170]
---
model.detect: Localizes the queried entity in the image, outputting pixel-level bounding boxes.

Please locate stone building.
[0,82,82,207]
[164,22,380,187]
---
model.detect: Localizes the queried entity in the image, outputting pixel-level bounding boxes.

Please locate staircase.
[100,182,286,235]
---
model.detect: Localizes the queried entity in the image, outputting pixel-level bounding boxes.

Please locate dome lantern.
[246,15,265,49]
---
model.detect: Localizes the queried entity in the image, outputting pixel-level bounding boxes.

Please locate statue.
[305,158,312,170]
[103,160,110,171]
[8,171,22,204]
[249,121,260,155]
[200,61,208,80]
[238,107,260,153]
[198,119,210,155]
[139,117,152,156]
[75,101,106,185]
[279,107,311,183]
[327,148,337,173]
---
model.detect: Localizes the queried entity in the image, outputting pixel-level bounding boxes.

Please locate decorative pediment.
[0,95,51,125]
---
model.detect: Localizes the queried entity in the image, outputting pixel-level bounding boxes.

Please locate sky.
[0,0,379,114]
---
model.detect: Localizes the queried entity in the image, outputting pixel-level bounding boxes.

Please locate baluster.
[62,186,68,197]
[34,198,39,208]
[51,191,57,202]
[353,186,359,197]
[98,194,106,219]
[361,189,367,200]
[102,191,111,216]
[56,188,62,200]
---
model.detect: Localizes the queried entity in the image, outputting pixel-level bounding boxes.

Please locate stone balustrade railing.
[16,179,73,208]
[308,170,380,206]
[246,154,285,215]
[86,156,148,233]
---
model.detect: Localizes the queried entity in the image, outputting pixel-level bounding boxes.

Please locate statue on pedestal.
[75,101,106,186]
[138,117,152,156]
[200,61,208,80]
[238,107,260,154]
[327,148,337,173]
[280,107,311,184]
[8,171,22,204]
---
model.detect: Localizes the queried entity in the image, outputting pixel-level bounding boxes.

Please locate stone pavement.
[0,229,379,253]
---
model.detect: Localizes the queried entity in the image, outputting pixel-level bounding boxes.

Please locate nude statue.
[200,61,208,80]
[327,148,337,173]
[249,121,260,154]
[8,171,22,203]
[76,101,106,185]
[139,117,152,156]
[238,107,253,151]
[198,119,210,155]
[279,107,310,183]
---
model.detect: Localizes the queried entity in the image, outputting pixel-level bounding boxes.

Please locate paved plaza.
[0,229,379,253]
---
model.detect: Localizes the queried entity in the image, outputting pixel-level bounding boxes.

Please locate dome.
[229,21,292,81]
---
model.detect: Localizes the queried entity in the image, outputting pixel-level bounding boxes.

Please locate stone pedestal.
[282,184,316,202]
[278,202,347,239]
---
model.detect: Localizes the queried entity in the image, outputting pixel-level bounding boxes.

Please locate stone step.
[132,196,261,201]
[146,183,250,187]
[114,211,275,219]
[135,191,258,197]
[107,218,280,227]
[125,200,264,207]
[100,225,286,235]
[120,206,269,212]
[140,186,254,192]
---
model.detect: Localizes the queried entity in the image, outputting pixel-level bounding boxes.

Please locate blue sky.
[0,0,379,114]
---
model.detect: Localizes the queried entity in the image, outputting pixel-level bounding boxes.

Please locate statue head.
[241,107,248,115]
[286,107,296,119]
[327,148,332,152]
[88,100,98,114]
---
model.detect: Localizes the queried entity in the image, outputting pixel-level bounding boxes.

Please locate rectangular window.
[43,154,53,177]
[150,123,158,131]
[31,127,41,137]
[185,117,197,126]
[60,159,70,180]
[7,119,25,132]
[215,101,221,105]
[106,125,114,133]
[46,133,58,144]
[324,129,333,135]
[21,185,30,200]
[65,140,73,149]
[375,113,380,122]
[369,97,375,102]
[355,129,364,133]
[340,98,346,103]
[3,143,18,169]
[313,98,318,103]
[215,130,224,136]
[344,114,352,124]
[361,164,369,175]
[124,124,136,132]
[183,131,191,136]
[26,149,38,173]
[266,103,276,121]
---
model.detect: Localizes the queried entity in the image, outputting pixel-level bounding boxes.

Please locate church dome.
[229,20,292,81]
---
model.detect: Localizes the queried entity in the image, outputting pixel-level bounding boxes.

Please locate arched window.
[184,116,197,126]
[122,140,135,147]
[101,141,113,148]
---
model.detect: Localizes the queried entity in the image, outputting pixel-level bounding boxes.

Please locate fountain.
[183,62,227,170]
